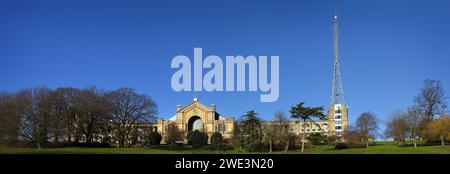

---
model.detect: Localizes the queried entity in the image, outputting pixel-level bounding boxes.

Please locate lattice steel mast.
[331,15,345,105]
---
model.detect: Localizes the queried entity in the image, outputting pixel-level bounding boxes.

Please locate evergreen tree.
[239,110,262,152]
[290,102,325,152]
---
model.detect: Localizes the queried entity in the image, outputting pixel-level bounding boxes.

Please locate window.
[335,121,342,125]
[335,110,341,114]
[335,115,342,119]
[335,126,342,130]
[215,124,226,133]
[312,129,315,131]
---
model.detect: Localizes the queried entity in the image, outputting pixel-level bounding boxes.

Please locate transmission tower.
[331,15,345,105]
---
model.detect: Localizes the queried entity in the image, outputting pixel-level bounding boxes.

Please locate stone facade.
[153,96,235,143]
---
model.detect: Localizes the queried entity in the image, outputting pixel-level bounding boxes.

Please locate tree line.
[231,79,449,152]
[134,79,450,152]
[0,86,158,148]
[1,79,447,151]
[384,79,449,147]
[340,79,449,149]
[233,104,327,152]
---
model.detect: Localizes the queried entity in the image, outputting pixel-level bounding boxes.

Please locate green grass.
[1,142,450,154]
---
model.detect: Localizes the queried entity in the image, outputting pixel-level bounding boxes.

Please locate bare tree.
[405,105,424,148]
[45,89,69,144]
[0,86,159,148]
[262,111,288,153]
[0,92,21,145]
[15,87,55,148]
[1,88,68,147]
[228,121,241,148]
[106,88,157,147]
[384,110,409,146]
[272,111,291,152]
[164,123,184,144]
[347,124,365,146]
[355,112,378,148]
[68,87,111,144]
[262,123,275,153]
[50,87,78,143]
[415,79,447,121]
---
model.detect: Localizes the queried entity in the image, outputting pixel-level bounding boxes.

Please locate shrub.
[187,130,208,149]
[327,135,338,145]
[223,138,231,144]
[148,132,162,145]
[349,143,367,149]
[307,133,327,145]
[334,143,348,150]
[186,131,193,145]
[210,132,223,150]
[422,116,450,146]
[334,142,366,150]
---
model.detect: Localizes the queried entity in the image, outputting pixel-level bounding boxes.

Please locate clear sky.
[1,0,449,136]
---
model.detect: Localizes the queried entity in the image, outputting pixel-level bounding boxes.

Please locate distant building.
[263,120,329,135]
[152,96,235,143]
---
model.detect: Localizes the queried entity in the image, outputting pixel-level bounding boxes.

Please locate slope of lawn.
[298,143,450,154]
[1,142,450,154]
[0,145,221,154]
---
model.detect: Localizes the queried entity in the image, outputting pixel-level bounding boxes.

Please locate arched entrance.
[188,116,203,131]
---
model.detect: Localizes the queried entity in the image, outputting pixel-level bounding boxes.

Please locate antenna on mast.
[333,0,338,19]
[331,0,345,105]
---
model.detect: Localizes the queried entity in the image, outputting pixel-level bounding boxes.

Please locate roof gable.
[177,101,211,113]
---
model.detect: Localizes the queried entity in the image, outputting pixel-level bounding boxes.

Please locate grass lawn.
[1,142,450,154]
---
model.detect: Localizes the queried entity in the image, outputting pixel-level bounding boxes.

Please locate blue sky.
[1,0,449,135]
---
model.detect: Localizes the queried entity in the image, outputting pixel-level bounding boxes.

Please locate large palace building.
[153,96,235,143]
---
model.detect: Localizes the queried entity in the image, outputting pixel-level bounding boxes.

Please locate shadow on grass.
[146,144,198,151]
